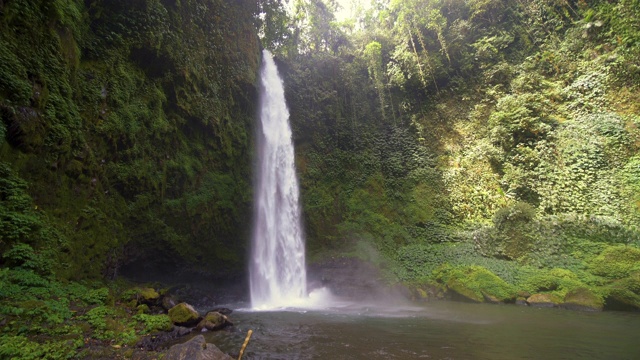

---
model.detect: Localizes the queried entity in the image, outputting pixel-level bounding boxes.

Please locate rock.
[526,293,562,308]
[515,297,528,306]
[169,303,201,327]
[163,335,233,360]
[162,294,179,311]
[136,326,192,351]
[561,288,603,311]
[603,288,640,311]
[438,266,515,304]
[209,307,233,316]
[196,311,233,331]
[482,293,502,304]
[139,287,160,303]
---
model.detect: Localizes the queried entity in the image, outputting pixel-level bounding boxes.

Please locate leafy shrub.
[83,287,110,305]
[133,314,173,334]
[395,241,523,284]
[0,334,82,360]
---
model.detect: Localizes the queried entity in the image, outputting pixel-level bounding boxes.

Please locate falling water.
[250,50,306,309]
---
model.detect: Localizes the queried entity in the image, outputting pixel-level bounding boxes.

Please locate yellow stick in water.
[238,329,253,360]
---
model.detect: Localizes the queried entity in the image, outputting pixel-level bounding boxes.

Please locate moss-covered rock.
[523,268,585,297]
[603,274,640,311]
[590,246,640,279]
[138,288,160,303]
[527,293,562,307]
[196,311,232,331]
[168,303,201,327]
[435,265,515,303]
[604,288,640,311]
[161,294,179,311]
[561,288,604,311]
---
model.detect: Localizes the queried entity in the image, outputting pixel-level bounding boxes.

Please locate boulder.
[526,293,562,307]
[162,294,179,311]
[209,307,233,316]
[169,303,201,327]
[561,288,603,311]
[196,311,233,331]
[139,287,160,303]
[515,297,528,306]
[163,335,233,360]
[137,326,192,351]
[437,266,515,303]
[603,288,640,311]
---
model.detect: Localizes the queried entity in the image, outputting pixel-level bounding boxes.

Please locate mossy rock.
[411,283,445,301]
[623,272,640,293]
[161,294,179,311]
[561,288,604,311]
[590,246,640,279]
[168,303,201,327]
[196,311,232,331]
[604,276,640,311]
[604,288,640,311]
[138,288,160,302]
[436,265,515,303]
[523,268,585,297]
[526,293,562,307]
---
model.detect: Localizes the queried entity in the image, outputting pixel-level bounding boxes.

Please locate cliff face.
[0,0,261,279]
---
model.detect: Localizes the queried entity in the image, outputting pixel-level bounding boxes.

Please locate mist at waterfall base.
[250,49,336,311]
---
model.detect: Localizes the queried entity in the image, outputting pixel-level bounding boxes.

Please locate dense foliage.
[1,0,640,357]
[1,0,261,279]
[270,0,640,308]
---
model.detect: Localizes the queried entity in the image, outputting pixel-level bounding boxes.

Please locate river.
[200,300,640,359]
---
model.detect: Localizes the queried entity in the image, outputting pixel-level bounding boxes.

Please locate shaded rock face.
[604,288,640,311]
[164,335,232,360]
[307,257,404,302]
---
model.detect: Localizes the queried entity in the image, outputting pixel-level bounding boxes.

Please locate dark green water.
[203,301,640,359]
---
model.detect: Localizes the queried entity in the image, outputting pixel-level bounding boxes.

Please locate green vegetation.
[267,0,640,309]
[1,0,640,357]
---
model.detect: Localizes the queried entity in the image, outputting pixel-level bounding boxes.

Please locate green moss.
[168,303,200,325]
[590,246,640,279]
[137,287,160,302]
[435,265,515,303]
[604,287,640,311]
[522,268,586,298]
[136,304,150,315]
[563,287,604,311]
[527,293,563,307]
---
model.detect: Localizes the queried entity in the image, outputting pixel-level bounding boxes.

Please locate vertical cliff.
[0,0,261,279]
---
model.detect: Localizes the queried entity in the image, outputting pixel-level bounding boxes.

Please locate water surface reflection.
[203,301,640,359]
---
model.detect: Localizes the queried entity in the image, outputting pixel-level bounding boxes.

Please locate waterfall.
[250,50,306,309]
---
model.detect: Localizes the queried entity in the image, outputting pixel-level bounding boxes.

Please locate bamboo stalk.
[237,329,253,360]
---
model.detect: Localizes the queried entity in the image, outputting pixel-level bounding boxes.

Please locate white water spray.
[250,50,307,310]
